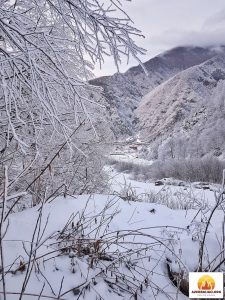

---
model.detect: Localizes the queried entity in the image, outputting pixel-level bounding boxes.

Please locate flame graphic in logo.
[197,275,215,290]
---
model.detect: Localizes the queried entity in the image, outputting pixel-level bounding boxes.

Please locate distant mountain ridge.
[90,46,225,136]
[136,54,225,159]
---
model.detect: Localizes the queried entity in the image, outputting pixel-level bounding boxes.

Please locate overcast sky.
[94,0,225,77]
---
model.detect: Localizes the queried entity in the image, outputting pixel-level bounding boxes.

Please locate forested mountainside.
[90,46,225,136]
[136,54,225,159]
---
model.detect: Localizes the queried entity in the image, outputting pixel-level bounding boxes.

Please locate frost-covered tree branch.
[0,0,145,200]
[0,0,145,150]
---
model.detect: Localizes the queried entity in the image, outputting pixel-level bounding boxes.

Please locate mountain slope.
[91,46,225,136]
[136,54,225,159]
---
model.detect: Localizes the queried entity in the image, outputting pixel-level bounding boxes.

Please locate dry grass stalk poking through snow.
[1,184,225,299]
[0,192,201,300]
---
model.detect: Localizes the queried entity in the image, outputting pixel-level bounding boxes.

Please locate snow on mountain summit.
[136,54,225,159]
[90,46,225,137]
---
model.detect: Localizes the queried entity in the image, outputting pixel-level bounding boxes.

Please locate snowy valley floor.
[1,167,225,299]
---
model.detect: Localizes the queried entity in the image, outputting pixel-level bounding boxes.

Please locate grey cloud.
[151,8,225,49]
[151,28,225,49]
[203,8,225,28]
[94,1,225,76]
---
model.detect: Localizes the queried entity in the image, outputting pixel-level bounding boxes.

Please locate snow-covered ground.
[1,166,225,299]
[107,166,219,208]
[108,148,153,166]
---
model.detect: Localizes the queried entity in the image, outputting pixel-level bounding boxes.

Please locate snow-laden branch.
[0,0,145,151]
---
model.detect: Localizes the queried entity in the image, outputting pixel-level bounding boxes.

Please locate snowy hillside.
[90,46,225,136]
[136,54,225,159]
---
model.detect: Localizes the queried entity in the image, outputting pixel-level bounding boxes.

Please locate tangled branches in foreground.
[1,196,189,300]
[52,200,179,299]
[1,189,225,299]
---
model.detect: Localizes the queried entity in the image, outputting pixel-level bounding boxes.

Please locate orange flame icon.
[198,275,215,290]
